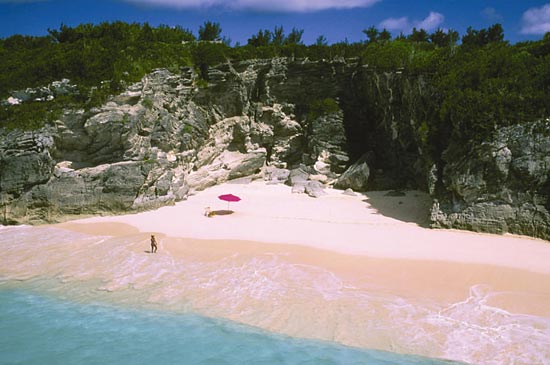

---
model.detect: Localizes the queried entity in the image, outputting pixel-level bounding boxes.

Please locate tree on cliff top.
[199,21,222,42]
[285,28,304,45]
[429,28,459,47]
[272,26,285,46]
[363,26,379,44]
[461,23,505,48]
[247,29,272,47]
[246,26,305,48]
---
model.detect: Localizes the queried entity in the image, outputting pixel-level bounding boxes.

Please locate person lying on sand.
[150,234,158,253]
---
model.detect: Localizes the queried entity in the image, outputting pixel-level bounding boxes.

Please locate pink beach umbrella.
[218,194,241,210]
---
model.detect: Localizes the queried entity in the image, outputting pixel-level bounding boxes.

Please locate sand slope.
[64,180,550,273]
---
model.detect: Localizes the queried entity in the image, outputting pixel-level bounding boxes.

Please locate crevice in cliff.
[339,69,421,191]
[252,68,269,103]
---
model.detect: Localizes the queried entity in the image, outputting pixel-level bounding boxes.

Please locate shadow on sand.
[361,190,432,227]
[209,210,235,216]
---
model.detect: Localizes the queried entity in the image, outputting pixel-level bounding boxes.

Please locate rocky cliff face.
[340,67,550,240]
[0,59,353,223]
[431,120,550,239]
[1,58,549,240]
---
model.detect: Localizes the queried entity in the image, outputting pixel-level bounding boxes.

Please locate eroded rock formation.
[431,120,550,238]
[1,58,549,240]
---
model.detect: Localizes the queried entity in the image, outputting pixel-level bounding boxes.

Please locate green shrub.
[195,79,209,89]
[142,97,153,109]
[307,98,340,120]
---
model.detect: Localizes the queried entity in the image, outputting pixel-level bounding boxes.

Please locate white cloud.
[123,0,380,12]
[416,11,444,31]
[379,16,409,32]
[521,4,550,34]
[379,11,444,33]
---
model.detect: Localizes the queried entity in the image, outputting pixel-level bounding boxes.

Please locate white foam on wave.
[425,284,550,365]
[185,253,347,305]
[185,256,550,365]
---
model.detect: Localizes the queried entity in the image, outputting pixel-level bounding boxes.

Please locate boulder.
[334,154,371,192]
[286,167,310,186]
[263,166,290,184]
[342,188,356,196]
[226,149,266,179]
[305,180,327,198]
[291,183,306,194]
[187,149,266,191]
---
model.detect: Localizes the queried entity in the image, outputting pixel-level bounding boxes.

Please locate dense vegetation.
[1,20,549,153]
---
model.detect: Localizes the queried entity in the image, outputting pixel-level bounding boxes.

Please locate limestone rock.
[0,130,55,195]
[306,110,349,174]
[3,79,78,105]
[253,103,304,167]
[305,180,327,198]
[334,154,371,192]
[431,120,550,240]
[291,183,306,194]
[342,188,356,196]
[263,166,290,184]
[286,167,310,186]
[187,149,266,191]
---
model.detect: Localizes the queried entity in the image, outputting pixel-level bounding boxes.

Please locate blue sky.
[1,0,549,44]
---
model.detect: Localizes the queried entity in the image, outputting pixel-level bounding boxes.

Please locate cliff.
[432,120,550,238]
[1,58,548,240]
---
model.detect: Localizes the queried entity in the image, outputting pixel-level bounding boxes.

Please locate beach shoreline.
[56,220,550,318]
[5,180,550,364]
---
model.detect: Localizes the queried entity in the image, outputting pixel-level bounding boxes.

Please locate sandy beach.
[4,180,550,364]
[61,181,550,271]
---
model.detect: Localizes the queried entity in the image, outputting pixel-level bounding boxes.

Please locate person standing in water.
[150,235,158,253]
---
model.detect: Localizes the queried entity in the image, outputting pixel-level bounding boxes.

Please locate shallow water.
[1,225,549,364]
[0,287,459,365]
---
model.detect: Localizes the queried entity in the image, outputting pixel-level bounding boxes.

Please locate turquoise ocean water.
[0,288,459,365]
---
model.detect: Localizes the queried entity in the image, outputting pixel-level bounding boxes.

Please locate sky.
[1,0,550,44]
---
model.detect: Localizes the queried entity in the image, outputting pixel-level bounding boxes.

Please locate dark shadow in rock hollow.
[361,190,432,228]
